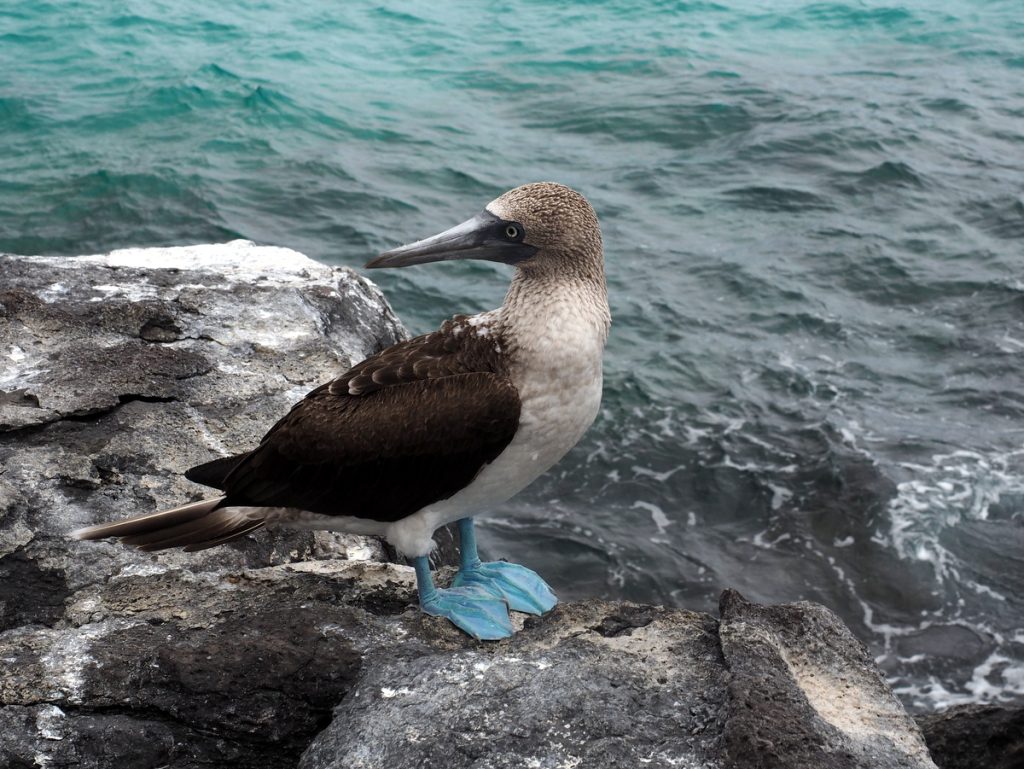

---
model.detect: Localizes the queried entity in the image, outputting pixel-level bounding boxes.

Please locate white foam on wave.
[545,400,1023,711]
[767,483,793,510]
[883,447,1024,586]
[864,445,1024,709]
[631,500,672,535]
[631,464,682,483]
[750,529,792,549]
[785,515,1024,712]
[894,650,1024,712]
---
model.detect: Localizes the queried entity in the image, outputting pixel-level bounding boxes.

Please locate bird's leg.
[456,515,483,570]
[451,517,558,615]
[412,555,513,640]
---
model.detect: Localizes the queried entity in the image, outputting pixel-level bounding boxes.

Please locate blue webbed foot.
[412,556,512,640]
[420,584,514,640]
[452,561,558,615]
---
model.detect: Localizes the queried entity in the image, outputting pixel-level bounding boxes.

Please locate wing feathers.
[185,453,251,490]
[331,314,505,396]
[219,373,521,522]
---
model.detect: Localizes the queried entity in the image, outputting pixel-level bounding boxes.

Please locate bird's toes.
[453,561,558,616]
[420,585,514,640]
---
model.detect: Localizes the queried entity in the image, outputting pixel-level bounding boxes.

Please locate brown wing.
[207,318,519,522]
[330,314,500,396]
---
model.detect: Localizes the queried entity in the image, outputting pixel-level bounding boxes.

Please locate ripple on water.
[839,160,928,191]
[957,196,1024,240]
[720,185,835,213]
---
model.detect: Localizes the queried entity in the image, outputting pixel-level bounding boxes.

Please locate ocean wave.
[884,448,1024,584]
[958,196,1024,240]
[720,185,835,212]
[525,101,756,150]
[840,160,927,190]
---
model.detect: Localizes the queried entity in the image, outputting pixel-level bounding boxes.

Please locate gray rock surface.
[301,600,727,769]
[1,242,401,635]
[718,590,935,769]
[1,556,938,769]
[0,247,940,769]
[300,590,937,769]
[0,560,413,769]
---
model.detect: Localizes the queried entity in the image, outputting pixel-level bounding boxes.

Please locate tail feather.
[73,498,225,541]
[182,520,266,552]
[73,497,266,552]
[123,508,264,551]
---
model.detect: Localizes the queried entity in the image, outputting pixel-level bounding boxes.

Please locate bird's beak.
[366,210,537,269]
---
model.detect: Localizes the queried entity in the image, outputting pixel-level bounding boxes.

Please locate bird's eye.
[505,225,519,239]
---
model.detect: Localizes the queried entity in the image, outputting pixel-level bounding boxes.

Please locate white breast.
[444,329,605,515]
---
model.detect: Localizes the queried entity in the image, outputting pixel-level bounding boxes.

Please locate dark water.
[2,1,1023,711]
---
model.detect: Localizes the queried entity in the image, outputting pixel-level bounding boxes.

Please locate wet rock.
[0,561,417,769]
[916,704,1024,769]
[1,557,939,769]
[299,589,938,769]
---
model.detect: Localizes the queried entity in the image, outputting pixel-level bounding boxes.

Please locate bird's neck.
[497,261,611,360]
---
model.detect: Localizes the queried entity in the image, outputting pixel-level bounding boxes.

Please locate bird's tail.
[72,497,266,552]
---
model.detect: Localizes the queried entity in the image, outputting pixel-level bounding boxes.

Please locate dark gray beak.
[366,210,537,269]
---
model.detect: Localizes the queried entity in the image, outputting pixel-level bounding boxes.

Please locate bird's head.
[366,182,602,278]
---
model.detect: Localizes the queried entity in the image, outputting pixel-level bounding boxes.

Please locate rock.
[300,601,728,769]
[718,589,935,769]
[0,245,940,769]
[0,560,415,769]
[0,242,402,633]
[298,591,937,769]
[916,704,1024,769]
[0,556,940,769]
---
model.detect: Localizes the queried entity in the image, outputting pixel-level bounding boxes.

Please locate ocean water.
[2,0,1023,712]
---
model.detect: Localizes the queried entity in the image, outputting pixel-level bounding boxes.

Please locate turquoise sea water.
[2,1,1023,711]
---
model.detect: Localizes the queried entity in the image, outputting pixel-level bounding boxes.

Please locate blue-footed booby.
[74,182,610,640]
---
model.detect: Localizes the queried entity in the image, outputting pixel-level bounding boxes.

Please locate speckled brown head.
[367,182,603,281]
[485,182,603,278]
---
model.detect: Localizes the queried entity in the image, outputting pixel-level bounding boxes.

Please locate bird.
[74,182,611,640]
